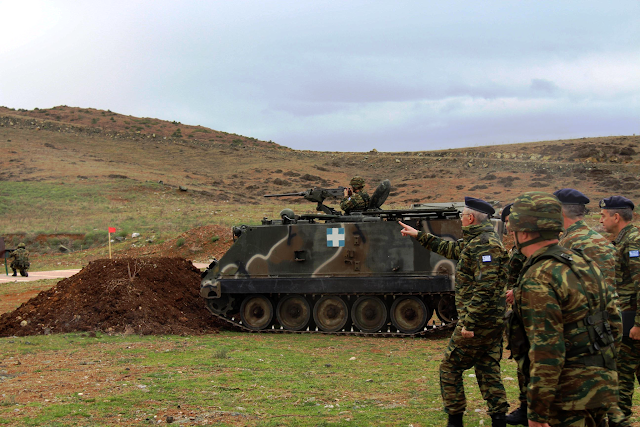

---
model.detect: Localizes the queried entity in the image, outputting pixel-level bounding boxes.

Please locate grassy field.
[0,332,512,427]
[2,332,638,427]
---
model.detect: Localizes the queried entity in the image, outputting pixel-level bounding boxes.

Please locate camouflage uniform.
[9,245,30,276]
[559,219,618,303]
[611,223,640,423]
[516,245,620,426]
[509,192,621,426]
[504,248,528,410]
[417,220,509,417]
[340,190,370,213]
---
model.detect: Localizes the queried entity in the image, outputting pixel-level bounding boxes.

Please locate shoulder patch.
[482,255,492,263]
[629,250,639,258]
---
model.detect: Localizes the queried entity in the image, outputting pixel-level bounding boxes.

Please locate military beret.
[500,203,513,223]
[465,196,495,215]
[553,188,590,205]
[599,196,635,210]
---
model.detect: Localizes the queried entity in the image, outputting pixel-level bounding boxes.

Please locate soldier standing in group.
[509,192,620,427]
[502,203,529,426]
[400,197,509,427]
[599,195,640,426]
[9,242,30,277]
[340,176,370,213]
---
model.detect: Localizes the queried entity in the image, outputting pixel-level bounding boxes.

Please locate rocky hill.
[1,106,639,207]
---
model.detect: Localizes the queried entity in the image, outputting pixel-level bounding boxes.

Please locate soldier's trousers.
[545,407,607,427]
[617,337,640,421]
[440,328,509,415]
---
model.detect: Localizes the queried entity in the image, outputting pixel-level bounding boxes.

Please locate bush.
[211,236,220,243]
[176,238,186,248]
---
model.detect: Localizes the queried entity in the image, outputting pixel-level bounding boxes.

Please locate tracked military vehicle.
[200,180,476,336]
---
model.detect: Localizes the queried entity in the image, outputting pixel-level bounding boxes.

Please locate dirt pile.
[0,257,222,337]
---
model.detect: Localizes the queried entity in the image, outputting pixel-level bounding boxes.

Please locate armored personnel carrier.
[200,180,475,336]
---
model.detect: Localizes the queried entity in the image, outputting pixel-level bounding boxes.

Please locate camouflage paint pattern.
[218,217,460,279]
[418,219,509,415]
[611,223,640,422]
[9,247,30,270]
[516,244,621,424]
[340,190,370,213]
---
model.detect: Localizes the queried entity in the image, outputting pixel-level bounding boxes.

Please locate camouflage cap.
[509,192,563,233]
[350,176,365,189]
[18,243,26,248]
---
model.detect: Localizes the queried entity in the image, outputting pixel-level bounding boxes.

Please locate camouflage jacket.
[516,244,621,423]
[507,247,526,290]
[340,190,370,213]
[417,220,507,334]
[612,223,640,326]
[559,219,621,341]
[9,248,29,267]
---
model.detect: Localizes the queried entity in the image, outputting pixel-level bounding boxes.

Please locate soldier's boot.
[491,413,507,427]
[446,413,464,427]
[22,270,28,277]
[11,269,17,277]
[506,401,527,426]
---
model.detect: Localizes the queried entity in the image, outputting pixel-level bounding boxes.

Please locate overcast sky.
[1,1,638,152]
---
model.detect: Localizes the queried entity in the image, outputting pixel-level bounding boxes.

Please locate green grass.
[0,181,282,237]
[3,332,634,426]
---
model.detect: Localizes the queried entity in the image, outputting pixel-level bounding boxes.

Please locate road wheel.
[351,296,387,333]
[240,294,273,331]
[390,296,428,334]
[313,296,349,332]
[435,295,457,324]
[276,294,311,331]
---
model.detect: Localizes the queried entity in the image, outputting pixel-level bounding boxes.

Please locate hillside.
[2,105,639,205]
[1,105,639,264]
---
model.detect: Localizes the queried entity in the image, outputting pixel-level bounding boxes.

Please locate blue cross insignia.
[327,228,345,247]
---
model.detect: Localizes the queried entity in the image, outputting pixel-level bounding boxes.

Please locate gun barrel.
[264,192,307,198]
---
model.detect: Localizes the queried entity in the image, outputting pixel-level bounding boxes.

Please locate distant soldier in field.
[400,196,509,427]
[9,243,30,277]
[340,176,370,214]
[599,195,640,426]
[510,192,620,427]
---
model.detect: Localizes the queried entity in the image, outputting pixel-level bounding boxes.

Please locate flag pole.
[108,231,112,259]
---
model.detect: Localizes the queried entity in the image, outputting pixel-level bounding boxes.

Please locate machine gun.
[264,187,346,215]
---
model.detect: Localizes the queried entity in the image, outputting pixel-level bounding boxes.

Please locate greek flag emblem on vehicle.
[327,228,345,247]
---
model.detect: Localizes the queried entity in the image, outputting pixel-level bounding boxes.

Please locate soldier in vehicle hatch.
[400,196,509,427]
[340,176,370,214]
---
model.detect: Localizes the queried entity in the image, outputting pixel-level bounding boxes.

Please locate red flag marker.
[108,227,116,233]
[108,227,116,258]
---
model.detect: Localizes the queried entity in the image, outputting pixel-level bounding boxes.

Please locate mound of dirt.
[0,257,222,337]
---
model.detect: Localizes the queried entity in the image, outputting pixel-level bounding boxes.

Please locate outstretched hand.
[399,221,419,238]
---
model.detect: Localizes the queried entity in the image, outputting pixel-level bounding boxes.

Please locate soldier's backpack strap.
[531,246,617,370]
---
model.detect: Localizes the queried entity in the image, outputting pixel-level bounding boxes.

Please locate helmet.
[280,208,295,220]
[350,176,365,190]
[509,192,563,237]
[18,243,26,248]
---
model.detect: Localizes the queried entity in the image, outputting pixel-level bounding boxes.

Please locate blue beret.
[465,196,495,215]
[500,203,513,223]
[599,196,635,210]
[553,188,590,205]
